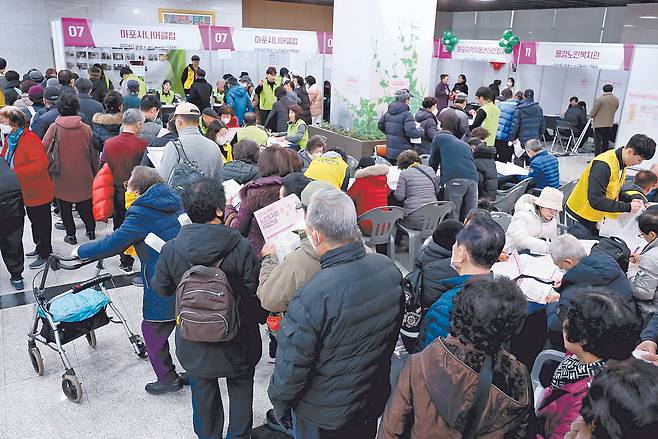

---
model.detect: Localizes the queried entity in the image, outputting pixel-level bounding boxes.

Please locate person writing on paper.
[271,104,308,152]
[221,139,261,185]
[630,206,658,307]
[566,134,655,239]
[547,234,635,348]
[525,139,560,191]
[417,215,504,350]
[236,112,268,147]
[506,187,563,254]
[74,166,184,395]
[378,277,533,439]
[537,291,641,439]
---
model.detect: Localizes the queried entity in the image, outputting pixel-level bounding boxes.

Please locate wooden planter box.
[308,126,384,159]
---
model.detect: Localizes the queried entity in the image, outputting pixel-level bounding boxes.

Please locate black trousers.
[112,189,134,266]
[568,218,600,240]
[293,413,378,439]
[594,126,612,156]
[188,371,254,439]
[495,138,514,163]
[26,202,52,259]
[58,198,95,236]
[0,216,25,279]
[259,109,271,127]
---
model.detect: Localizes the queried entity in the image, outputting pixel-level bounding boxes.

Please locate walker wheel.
[28,347,44,376]
[135,339,148,359]
[62,375,83,403]
[86,330,97,348]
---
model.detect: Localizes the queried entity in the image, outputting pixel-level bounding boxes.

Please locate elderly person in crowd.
[395,150,438,229]
[548,234,635,342]
[268,189,402,438]
[565,359,658,438]
[378,89,423,164]
[92,90,124,151]
[414,96,439,155]
[0,106,54,269]
[221,139,261,185]
[100,108,147,271]
[525,139,560,190]
[225,144,296,256]
[298,135,325,172]
[506,187,563,254]
[378,277,533,438]
[0,152,26,289]
[43,92,98,245]
[304,148,349,190]
[631,206,658,305]
[75,166,183,394]
[74,77,103,122]
[153,177,265,439]
[417,215,505,350]
[537,291,641,439]
[347,156,390,235]
[236,112,268,147]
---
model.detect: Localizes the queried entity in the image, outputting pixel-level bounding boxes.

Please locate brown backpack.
[174,255,240,343]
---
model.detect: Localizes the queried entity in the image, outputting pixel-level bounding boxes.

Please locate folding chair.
[492,179,531,214]
[357,206,405,260]
[552,119,576,155]
[531,350,566,411]
[543,116,559,143]
[346,155,359,177]
[491,211,513,232]
[398,201,455,267]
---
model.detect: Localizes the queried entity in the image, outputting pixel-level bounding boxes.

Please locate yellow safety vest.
[481,101,500,146]
[566,149,626,222]
[304,156,348,190]
[159,89,174,105]
[259,78,280,111]
[125,74,147,98]
[287,119,308,149]
[0,89,5,107]
[183,65,196,91]
[237,125,268,146]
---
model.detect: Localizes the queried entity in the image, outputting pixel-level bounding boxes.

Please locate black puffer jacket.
[92,112,122,152]
[0,157,24,221]
[295,85,312,125]
[473,143,498,201]
[378,101,423,161]
[417,240,458,308]
[152,223,266,378]
[220,160,260,185]
[268,241,403,430]
[264,96,293,132]
[415,108,439,155]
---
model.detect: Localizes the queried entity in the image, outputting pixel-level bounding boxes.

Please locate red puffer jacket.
[347,164,390,234]
[92,163,114,222]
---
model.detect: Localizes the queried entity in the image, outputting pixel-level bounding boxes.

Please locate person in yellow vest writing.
[305,149,350,190]
[180,55,200,98]
[468,86,500,147]
[566,134,656,239]
[271,104,308,152]
[255,66,280,126]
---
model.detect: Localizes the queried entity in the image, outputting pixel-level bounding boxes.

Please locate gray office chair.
[357,206,405,260]
[493,179,531,214]
[346,155,359,178]
[531,349,566,411]
[491,211,513,232]
[398,201,455,267]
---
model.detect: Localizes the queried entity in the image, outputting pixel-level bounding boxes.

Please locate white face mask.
[450,245,461,271]
[307,228,319,253]
[0,124,11,135]
[216,136,228,145]
[221,117,231,125]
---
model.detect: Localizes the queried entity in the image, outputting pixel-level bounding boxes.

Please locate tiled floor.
[0,153,591,438]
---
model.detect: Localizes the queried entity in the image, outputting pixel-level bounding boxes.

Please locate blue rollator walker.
[27,254,148,402]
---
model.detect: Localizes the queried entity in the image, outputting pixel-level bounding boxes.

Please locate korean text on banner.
[436,39,514,63]
[518,41,634,71]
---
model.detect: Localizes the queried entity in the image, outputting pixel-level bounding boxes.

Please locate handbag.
[45,126,60,176]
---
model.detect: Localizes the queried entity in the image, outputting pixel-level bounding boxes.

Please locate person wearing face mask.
[417,215,504,350]
[506,187,563,254]
[630,206,658,306]
[298,134,325,172]
[268,188,402,438]
[75,165,185,395]
[224,76,253,125]
[547,234,635,349]
[502,77,515,96]
[414,96,439,155]
[99,108,147,271]
[218,105,239,128]
[205,120,233,162]
[152,177,265,439]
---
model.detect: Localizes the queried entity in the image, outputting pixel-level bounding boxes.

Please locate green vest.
[160,89,174,105]
[288,119,308,149]
[481,101,500,146]
[259,78,280,111]
[237,125,268,146]
[126,74,147,98]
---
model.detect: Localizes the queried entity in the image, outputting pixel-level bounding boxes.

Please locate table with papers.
[496,161,529,177]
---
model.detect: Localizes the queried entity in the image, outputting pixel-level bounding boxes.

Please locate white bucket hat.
[535,187,563,211]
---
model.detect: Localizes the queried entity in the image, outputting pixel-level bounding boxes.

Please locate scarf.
[6,127,23,169]
[551,354,605,389]
[123,190,140,257]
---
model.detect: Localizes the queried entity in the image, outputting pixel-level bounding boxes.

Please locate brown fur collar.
[354,164,389,179]
[92,112,122,126]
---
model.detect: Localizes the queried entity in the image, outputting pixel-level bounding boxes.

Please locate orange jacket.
[92,163,114,222]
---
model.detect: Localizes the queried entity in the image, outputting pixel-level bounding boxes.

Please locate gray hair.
[123,108,145,126]
[306,188,359,243]
[128,166,163,194]
[549,234,586,264]
[525,139,543,153]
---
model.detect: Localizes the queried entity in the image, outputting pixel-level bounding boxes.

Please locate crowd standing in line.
[1,56,658,439]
